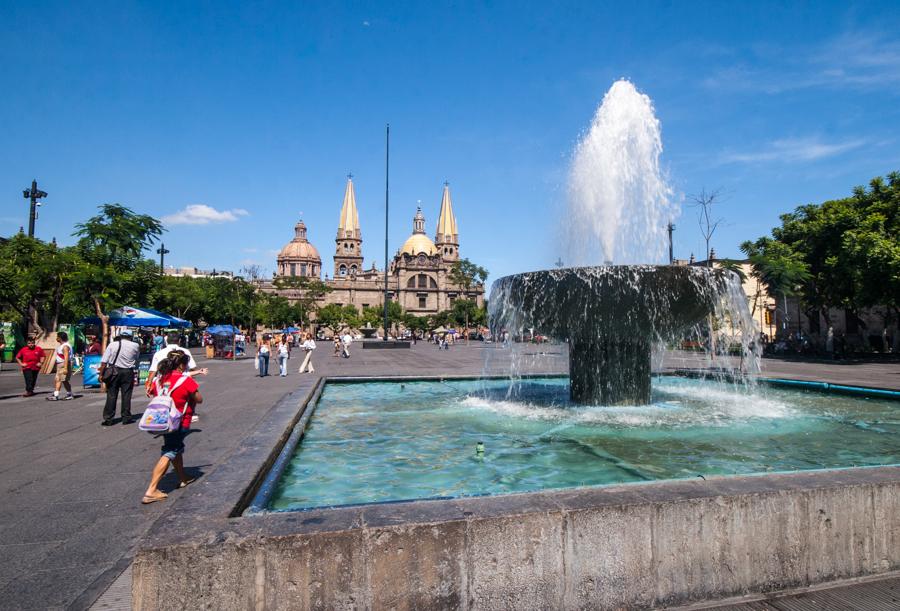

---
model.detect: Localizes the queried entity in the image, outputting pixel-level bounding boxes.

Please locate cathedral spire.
[435,181,459,261]
[338,175,360,236]
[435,181,458,241]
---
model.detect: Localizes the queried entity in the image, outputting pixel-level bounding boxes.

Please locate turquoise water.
[269,377,900,510]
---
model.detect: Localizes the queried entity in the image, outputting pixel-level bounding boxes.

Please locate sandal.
[141,494,167,505]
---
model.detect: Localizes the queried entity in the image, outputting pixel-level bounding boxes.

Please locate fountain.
[490,80,752,405]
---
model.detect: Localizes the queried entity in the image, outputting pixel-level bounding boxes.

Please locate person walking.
[145,332,204,395]
[0,333,5,372]
[15,337,45,397]
[142,350,202,504]
[332,336,341,357]
[257,333,271,377]
[97,330,140,426]
[341,330,352,358]
[298,333,316,373]
[277,336,289,376]
[47,331,74,401]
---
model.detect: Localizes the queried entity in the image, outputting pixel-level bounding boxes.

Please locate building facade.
[263,177,484,325]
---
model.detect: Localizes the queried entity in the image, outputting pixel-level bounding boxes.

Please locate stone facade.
[261,178,483,323]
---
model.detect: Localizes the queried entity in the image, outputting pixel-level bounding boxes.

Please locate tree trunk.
[94,297,110,350]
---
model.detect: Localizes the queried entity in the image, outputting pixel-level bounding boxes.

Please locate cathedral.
[263,177,484,323]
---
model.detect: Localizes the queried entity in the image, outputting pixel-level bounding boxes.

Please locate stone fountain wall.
[133,466,900,610]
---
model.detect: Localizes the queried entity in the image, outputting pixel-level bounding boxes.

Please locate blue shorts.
[161,430,187,460]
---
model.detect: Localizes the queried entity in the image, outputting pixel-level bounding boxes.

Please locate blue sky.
[2,1,899,286]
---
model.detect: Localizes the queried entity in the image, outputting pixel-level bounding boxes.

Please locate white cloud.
[702,31,900,94]
[721,137,866,164]
[162,204,249,226]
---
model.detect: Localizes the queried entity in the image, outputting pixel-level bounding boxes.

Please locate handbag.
[100,341,123,383]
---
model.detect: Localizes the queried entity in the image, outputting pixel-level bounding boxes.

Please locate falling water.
[566,79,675,265]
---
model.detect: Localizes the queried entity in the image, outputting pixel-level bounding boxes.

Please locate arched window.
[339,264,347,276]
[417,274,428,288]
[429,277,437,288]
[350,265,358,275]
[407,277,416,288]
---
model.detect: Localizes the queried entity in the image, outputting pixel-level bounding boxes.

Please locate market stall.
[207,324,240,359]
[79,306,192,387]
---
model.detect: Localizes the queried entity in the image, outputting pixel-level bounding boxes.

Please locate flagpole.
[382,123,390,341]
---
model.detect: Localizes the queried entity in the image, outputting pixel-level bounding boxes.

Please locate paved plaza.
[0,343,897,609]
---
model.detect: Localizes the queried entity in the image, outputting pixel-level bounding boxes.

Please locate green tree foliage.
[742,171,899,324]
[448,258,488,340]
[0,234,79,342]
[273,276,332,326]
[71,204,164,345]
[316,303,359,334]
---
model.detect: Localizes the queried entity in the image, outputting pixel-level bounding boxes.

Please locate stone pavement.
[0,342,897,609]
[0,342,565,610]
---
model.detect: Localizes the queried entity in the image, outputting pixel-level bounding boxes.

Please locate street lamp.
[22,179,48,238]
[667,222,675,264]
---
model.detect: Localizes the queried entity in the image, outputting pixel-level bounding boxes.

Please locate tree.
[273,276,332,327]
[689,188,724,265]
[316,303,359,335]
[742,171,899,329]
[71,204,164,347]
[448,258,488,343]
[0,235,79,343]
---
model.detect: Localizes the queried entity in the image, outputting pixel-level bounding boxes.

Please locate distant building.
[678,255,777,340]
[260,177,484,324]
[164,266,235,279]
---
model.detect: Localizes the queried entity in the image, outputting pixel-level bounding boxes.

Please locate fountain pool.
[268,377,900,511]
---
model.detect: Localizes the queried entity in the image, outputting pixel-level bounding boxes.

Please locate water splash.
[566,79,675,265]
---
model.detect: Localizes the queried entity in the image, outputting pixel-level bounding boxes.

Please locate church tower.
[435,181,459,262]
[334,175,363,277]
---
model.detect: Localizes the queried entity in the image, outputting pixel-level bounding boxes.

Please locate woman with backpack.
[142,350,203,505]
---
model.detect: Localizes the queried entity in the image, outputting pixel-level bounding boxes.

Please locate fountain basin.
[490,265,731,404]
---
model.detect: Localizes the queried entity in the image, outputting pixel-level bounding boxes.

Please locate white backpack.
[139,376,189,434]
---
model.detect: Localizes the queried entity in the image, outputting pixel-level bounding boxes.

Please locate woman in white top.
[276,337,289,377]
[299,333,316,373]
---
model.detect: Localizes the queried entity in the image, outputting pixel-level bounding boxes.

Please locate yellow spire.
[338,175,359,234]
[435,181,458,243]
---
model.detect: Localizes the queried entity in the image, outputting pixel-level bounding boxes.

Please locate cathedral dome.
[400,233,437,256]
[278,240,321,261]
[277,219,323,278]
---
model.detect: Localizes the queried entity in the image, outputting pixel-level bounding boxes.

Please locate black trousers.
[23,369,38,393]
[103,368,135,422]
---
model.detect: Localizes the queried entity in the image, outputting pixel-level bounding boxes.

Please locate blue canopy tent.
[281,326,301,334]
[207,324,239,335]
[80,306,192,328]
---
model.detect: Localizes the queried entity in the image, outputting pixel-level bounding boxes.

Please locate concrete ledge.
[133,466,900,610]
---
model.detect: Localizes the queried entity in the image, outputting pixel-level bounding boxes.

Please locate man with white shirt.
[98,330,141,426]
[145,332,205,396]
[341,330,352,358]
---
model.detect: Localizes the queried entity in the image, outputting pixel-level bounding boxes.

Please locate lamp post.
[667,222,675,264]
[22,179,48,238]
[156,243,170,274]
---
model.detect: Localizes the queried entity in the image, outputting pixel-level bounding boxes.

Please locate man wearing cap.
[97,330,141,426]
